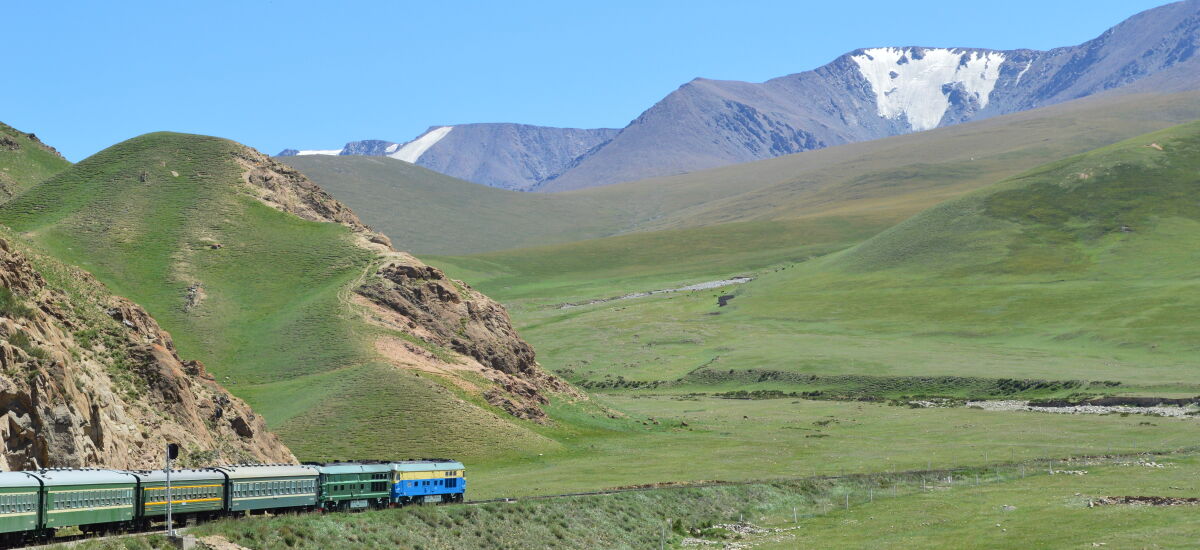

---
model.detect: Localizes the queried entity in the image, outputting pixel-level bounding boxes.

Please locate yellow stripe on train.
[145,485,222,491]
[145,497,223,506]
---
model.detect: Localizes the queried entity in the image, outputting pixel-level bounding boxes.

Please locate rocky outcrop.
[0,122,64,160]
[235,146,576,421]
[0,237,294,470]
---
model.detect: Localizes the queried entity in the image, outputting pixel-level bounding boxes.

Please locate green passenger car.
[0,472,41,542]
[313,463,392,511]
[214,465,318,512]
[33,469,138,532]
[129,469,226,521]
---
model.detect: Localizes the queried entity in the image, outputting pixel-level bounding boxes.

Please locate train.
[0,459,464,546]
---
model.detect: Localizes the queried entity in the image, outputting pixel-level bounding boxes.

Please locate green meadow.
[432,120,1200,401]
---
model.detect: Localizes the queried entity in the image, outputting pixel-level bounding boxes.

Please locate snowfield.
[851,47,1006,131]
[390,126,454,163]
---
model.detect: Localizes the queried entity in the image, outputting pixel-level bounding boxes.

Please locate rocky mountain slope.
[0,132,572,460]
[285,2,1200,192]
[539,0,1200,190]
[0,232,293,470]
[280,123,617,191]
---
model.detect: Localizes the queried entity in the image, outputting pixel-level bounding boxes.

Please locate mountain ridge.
[282,1,1200,192]
[280,123,618,191]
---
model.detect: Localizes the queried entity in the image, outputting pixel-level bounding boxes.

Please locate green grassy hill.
[293,91,1200,273]
[278,155,631,255]
[424,91,1200,308]
[0,132,561,461]
[443,121,1200,399]
[0,122,70,199]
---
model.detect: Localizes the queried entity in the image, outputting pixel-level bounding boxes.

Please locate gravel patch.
[965,400,1197,417]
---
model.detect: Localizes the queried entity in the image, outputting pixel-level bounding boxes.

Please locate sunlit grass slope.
[429,92,1200,308]
[0,122,70,199]
[454,122,1200,396]
[0,132,556,461]
[278,155,631,255]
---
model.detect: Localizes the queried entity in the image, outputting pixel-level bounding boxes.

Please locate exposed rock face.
[235,146,575,421]
[0,238,294,471]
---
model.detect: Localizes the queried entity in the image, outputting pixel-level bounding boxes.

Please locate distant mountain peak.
[281,1,1200,192]
[280,123,618,190]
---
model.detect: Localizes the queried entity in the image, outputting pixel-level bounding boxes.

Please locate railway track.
[15,448,1197,549]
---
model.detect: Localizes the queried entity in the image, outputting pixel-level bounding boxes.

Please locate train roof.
[0,472,40,488]
[212,464,317,479]
[127,469,225,483]
[390,461,465,472]
[33,469,139,486]
[311,463,393,475]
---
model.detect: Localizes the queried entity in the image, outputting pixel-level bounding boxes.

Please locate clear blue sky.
[5,0,1174,161]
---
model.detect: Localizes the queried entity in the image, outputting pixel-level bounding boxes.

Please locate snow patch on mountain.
[1014,61,1034,86]
[296,149,344,156]
[851,47,1006,131]
[390,126,454,163]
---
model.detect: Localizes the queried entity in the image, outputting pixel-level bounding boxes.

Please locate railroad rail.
[15,448,1196,549]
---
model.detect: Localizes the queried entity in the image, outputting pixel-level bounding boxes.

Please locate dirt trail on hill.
[556,277,753,309]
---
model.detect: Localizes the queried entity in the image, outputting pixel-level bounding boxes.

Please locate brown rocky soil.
[233,147,578,421]
[0,237,294,470]
[1091,496,1200,506]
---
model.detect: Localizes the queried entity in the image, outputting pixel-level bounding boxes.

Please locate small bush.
[0,287,34,320]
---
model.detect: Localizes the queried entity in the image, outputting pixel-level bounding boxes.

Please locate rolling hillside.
[0,132,571,461]
[417,91,1200,307]
[291,91,1200,265]
[277,155,631,255]
[0,122,70,199]
[479,121,1200,398]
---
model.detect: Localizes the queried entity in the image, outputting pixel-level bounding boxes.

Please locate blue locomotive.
[0,459,465,546]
